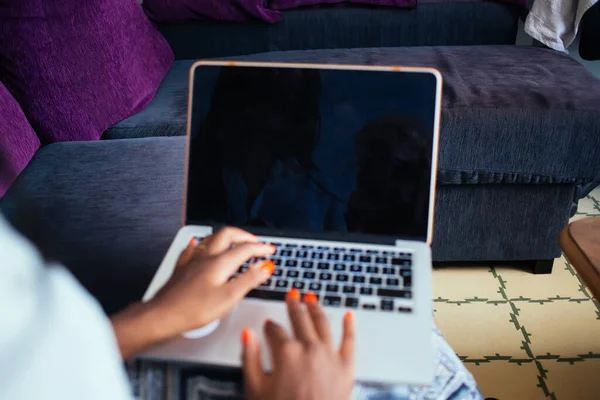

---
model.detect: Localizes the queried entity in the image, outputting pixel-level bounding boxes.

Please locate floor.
[432,187,600,399]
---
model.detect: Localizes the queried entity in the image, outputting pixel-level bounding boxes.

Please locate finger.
[264,319,291,366]
[286,289,318,343]
[304,292,334,346]
[339,311,355,366]
[176,237,199,268]
[204,227,259,255]
[241,328,266,396]
[223,260,276,304]
[210,242,275,280]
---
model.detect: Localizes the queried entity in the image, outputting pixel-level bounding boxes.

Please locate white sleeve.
[0,215,132,400]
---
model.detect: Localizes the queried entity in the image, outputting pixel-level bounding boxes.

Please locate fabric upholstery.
[155,3,520,59]
[0,137,576,313]
[269,0,416,11]
[0,0,174,144]
[0,82,40,197]
[144,0,281,23]
[107,47,600,186]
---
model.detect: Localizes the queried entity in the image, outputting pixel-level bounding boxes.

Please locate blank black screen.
[186,65,438,242]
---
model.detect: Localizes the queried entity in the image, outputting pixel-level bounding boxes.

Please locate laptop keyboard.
[203,238,413,314]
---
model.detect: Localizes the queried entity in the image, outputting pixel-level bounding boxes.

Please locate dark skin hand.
[242,289,355,400]
[110,227,276,359]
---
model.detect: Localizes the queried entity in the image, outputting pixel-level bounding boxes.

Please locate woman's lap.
[127,328,482,400]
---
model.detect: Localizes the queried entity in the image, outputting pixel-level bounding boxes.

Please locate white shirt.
[0,215,132,399]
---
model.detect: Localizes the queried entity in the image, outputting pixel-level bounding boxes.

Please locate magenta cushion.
[269,0,415,10]
[144,0,282,23]
[0,82,40,197]
[0,0,174,143]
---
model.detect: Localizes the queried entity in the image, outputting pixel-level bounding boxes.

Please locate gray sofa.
[2,2,600,314]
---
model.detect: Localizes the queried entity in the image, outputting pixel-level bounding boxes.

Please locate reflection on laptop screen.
[186,65,438,242]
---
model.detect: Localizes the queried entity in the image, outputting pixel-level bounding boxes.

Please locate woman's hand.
[242,289,355,400]
[111,227,276,359]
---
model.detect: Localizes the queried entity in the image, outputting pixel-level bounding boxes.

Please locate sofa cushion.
[0,82,40,197]
[154,2,521,59]
[107,46,600,185]
[0,0,174,143]
[144,0,281,23]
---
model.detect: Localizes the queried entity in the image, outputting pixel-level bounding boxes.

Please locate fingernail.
[260,260,275,275]
[287,288,300,300]
[344,310,354,321]
[269,244,276,252]
[304,291,317,303]
[241,328,251,345]
[189,237,198,246]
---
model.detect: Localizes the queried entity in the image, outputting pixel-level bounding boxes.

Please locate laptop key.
[400,268,412,277]
[366,250,378,254]
[336,274,349,282]
[317,262,330,270]
[286,270,299,278]
[292,281,305,290]
[366,266,379,274]
[362,303,376,310]
[301,261,314,269]
[301,245,314,249]
[312,252,324,260]
[350,248,363,253]
[281,250,293,257]
[326,284,339,293]
[392,258,411,267]
[285,260,298,267]
[375,257,387,264]
[327,253,340,261]
[275,280,289,289]
[259,279,272,288]
[386,278,400,286]
[369,277,383,285]
[333,264,346,271]
[381,300,394,311]
[377,288,412,299]
[319,272,333,281]
[309,282,322,291]
[350,265,363,273]
[285,243,298,248]
[343,254,356,262]
[247,289,286,301]
[323,295,342,306]
[359,255,371,263]
[404,276,412,288]
[398,307,412,313]
[317,246,330,251]
[272,258,282,266]
[296,250,308,258]
[352,276,366,284]
[334,247,344,252]
[360,287,374,295]
[303,271,316,279]
[345,297,359,308]
[343,285,356,294]
[382,267,395,275]
[272,269,283,277]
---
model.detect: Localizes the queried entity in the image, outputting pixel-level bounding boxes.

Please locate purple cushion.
[0,0,174,143]
[144,0,282,23]
[0,82,40,197]
[269,0,415,10]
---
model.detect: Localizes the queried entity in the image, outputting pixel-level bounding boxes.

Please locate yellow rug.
[433,187,600,400]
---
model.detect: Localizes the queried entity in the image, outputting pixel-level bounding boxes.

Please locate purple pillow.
[0,0,174,143]
[0,82,40,197]
[144,0,281,23]
[269,0,416,10]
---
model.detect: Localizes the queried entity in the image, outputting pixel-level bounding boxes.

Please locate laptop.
[140,61,442,385]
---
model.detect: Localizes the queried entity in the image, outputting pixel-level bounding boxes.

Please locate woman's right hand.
[241,289,355,400]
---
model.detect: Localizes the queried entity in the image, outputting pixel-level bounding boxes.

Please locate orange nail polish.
[260,260,275,275]
[287,288,300,300]
[344,310,354,321]
[189,237,198,246]
[241,328,251,345]
[304,291,317,303]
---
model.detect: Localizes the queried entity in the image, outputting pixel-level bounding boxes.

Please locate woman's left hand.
[110,227,276,359]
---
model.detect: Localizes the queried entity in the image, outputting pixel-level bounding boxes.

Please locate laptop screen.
[186,64,440,243]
